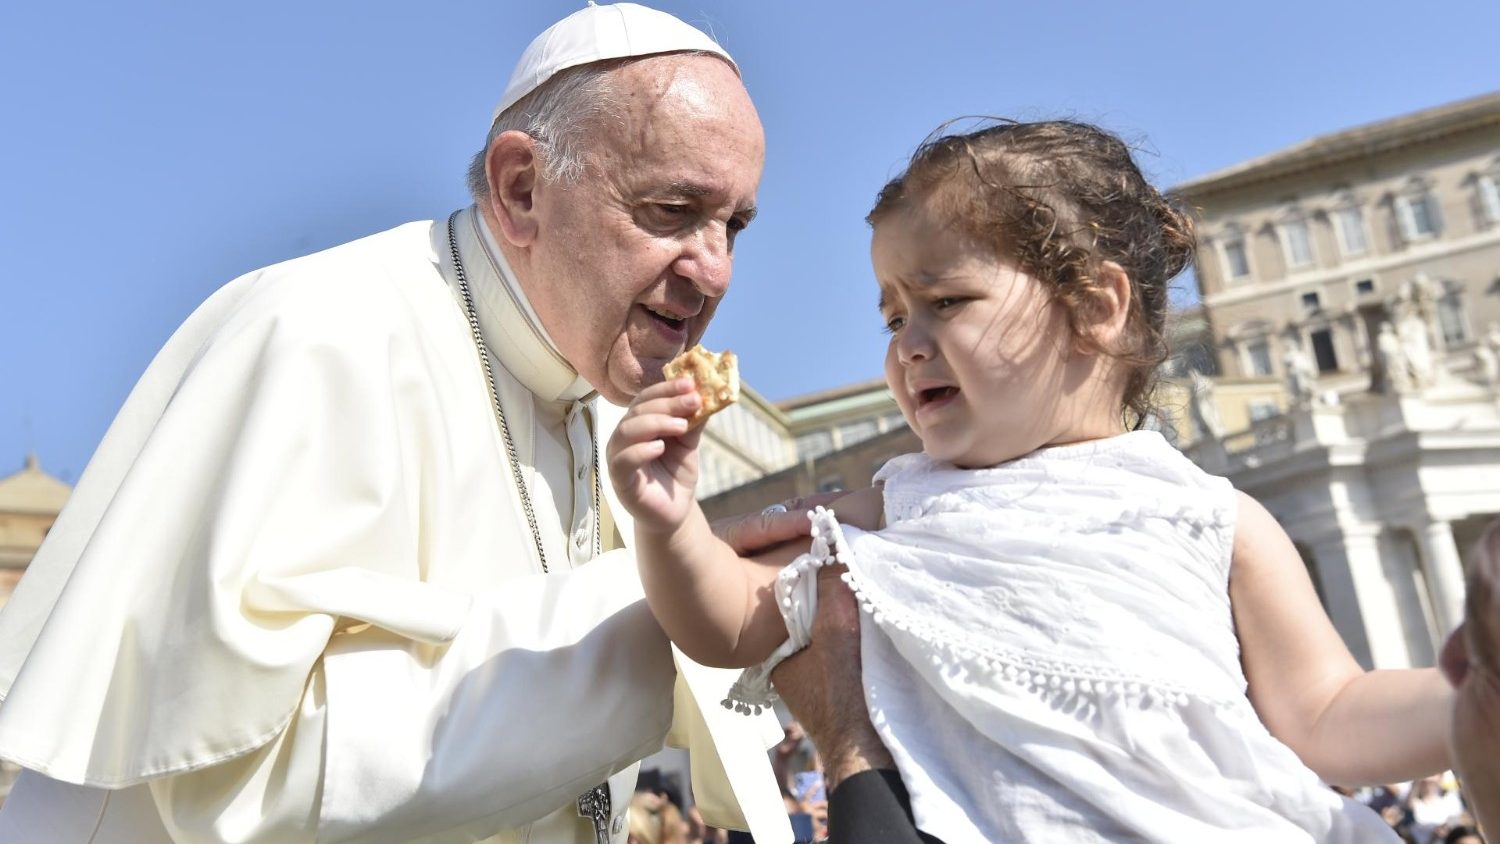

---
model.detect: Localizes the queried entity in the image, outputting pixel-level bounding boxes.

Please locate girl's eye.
[882,316,905,334]
[934,297,965,309]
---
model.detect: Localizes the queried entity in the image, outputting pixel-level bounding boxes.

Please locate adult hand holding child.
[1441,524,1500,833]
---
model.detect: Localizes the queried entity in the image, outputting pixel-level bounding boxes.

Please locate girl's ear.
[1079,261,1133,353]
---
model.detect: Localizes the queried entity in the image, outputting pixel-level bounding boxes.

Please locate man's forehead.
[596,59,763,198]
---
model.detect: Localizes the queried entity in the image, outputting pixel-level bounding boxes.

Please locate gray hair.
[465,50,731,201]
[465,61,624,200]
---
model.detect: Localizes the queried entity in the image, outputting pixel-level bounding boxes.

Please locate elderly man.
[0,4,797,842]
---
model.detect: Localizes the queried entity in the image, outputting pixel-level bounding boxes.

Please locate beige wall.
[1185,117,1500,391]
[701,426,922,523]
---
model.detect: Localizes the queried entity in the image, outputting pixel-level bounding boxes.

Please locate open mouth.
[642,304,688,337]
[645,304,690,329]
[917,386,959,408]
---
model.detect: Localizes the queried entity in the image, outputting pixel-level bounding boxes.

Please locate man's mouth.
[644,304,688,330]
[640,304,690,345]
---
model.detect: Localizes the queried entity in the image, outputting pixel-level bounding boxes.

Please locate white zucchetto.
[493,1,737,121]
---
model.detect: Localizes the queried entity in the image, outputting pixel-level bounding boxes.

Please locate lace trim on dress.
[724,507,1240,715]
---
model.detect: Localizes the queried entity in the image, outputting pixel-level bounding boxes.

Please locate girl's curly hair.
[867,119,1196,425]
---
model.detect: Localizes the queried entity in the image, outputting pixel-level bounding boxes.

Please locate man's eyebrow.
[661,181,757,220]
[664,180,713,198]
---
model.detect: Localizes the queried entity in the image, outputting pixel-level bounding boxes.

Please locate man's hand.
[605,378,703,533]
[771,565,894,791]
[1441,522,1500,833]
[711,491,844,557]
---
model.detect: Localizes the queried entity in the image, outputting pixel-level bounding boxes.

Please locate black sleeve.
[825,769,946,844]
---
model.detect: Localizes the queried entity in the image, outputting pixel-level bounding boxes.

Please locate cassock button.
[611,814,624,836]
[578,466,588,480]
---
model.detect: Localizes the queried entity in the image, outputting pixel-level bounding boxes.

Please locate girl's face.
[873,204,1121,468]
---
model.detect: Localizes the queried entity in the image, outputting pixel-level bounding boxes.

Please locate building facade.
[1176,91,1500,669]
[0,454,70,607]
[1183,92,1500,399]
[0,454,70,801]
[696,383,799,500]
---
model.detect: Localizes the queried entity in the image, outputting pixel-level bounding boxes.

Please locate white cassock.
[0,207,790,844]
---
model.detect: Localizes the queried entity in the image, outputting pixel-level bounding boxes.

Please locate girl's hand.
[606,377,703,533]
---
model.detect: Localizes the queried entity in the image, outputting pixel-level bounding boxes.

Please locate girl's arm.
[1231,490,1453,786]
[637,484,884,669]
[608,377,884,669]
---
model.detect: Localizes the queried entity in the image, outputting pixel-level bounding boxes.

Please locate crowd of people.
[1349,777,1487,844]
[629,726,1493,844]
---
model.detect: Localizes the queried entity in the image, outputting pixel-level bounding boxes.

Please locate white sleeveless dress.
[736,431,1396,843]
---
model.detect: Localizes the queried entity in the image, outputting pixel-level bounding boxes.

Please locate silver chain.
[446,211,600,573]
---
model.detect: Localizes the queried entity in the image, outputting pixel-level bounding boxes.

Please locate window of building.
[1280,217,1314,269]
[1355,278,1376,296]
[1221,238,1250,280]
[1437,291,1470,345]
[1248,400,1280,422]
[837,419,878,449]
[1244,338,1273,377]
[1395,181,1440,241]
[817,475,845,493]
[1300,291,1321,313]
[1332,205,1369,256]
[1479,174,1500,225]
[1309,328,1339,373]
[795,430,834,462]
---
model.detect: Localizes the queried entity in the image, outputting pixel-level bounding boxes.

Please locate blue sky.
[3,1,1497,481]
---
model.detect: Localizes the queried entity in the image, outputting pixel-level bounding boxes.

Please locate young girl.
[606,120,1454,843]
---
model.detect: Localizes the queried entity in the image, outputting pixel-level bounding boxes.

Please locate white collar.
[453,206,596,405]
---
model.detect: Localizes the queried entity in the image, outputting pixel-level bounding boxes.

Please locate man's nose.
[675,225,732,298]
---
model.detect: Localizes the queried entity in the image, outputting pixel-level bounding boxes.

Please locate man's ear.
[1080,260,1134,353]
[483,130,541,248]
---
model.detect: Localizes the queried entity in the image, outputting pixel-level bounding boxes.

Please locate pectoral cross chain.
[576,782,612,844]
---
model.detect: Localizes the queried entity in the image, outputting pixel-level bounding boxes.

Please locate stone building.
[0,454,71,801]
[696,383,799,500]
[1175,91,1500,669]
[0,454,70,607]
[780,378,907,464]
[1182,91,1500,398]
[696,378,919,522]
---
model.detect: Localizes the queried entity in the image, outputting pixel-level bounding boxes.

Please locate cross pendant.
[576,782,612,844]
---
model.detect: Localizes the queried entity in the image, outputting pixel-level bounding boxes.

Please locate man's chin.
[599,356,667,405]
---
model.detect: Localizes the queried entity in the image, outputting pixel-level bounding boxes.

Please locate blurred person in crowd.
[629,791,689,844]
[1443,825,1484,844]
[0,4,805,842]
[1409,776,1467,844]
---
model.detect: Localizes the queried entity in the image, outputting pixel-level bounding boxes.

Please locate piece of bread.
[663,345,739,427]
